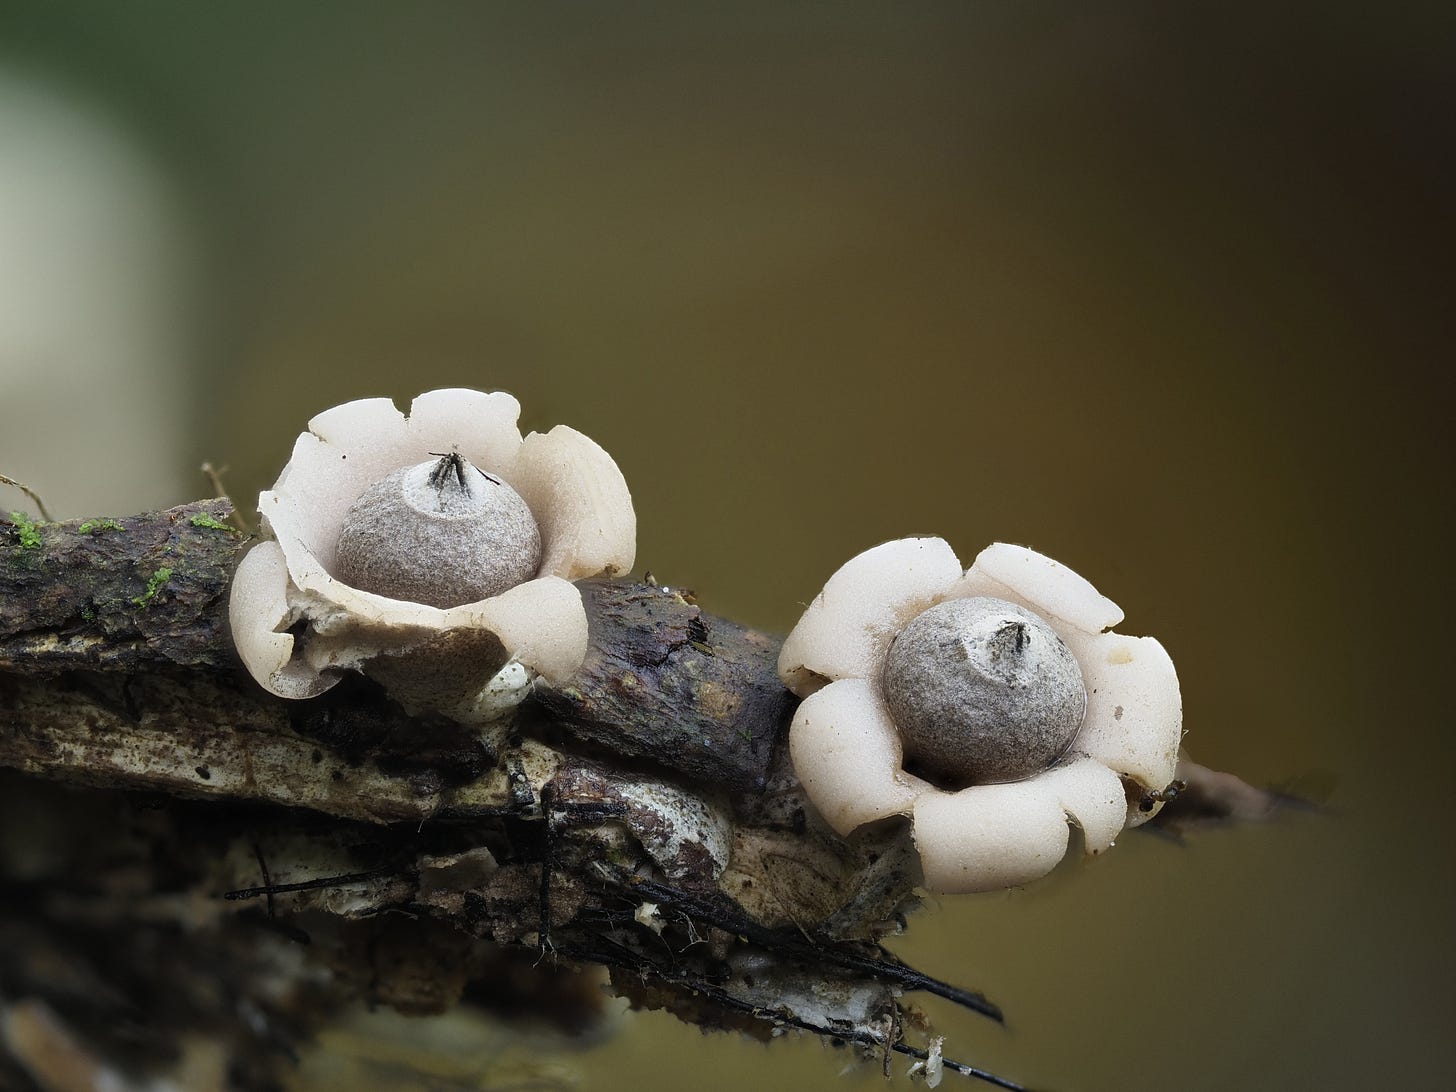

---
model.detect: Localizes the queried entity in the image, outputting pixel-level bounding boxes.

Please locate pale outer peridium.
[778,538,1183,895]
[228,389,636,701]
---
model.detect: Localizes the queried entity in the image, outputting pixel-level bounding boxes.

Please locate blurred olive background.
[1,3,1451,1090]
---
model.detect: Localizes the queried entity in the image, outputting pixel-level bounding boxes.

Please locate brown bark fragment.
[0,499,1269,1090]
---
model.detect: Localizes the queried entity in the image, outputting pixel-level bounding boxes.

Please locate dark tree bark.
[0,504,1282,1092]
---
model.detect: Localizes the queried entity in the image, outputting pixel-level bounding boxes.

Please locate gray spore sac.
[882,596,1085,785]
[335,456,542,608]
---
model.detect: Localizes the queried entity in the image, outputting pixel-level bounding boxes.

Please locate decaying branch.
[0,504,1283,1090]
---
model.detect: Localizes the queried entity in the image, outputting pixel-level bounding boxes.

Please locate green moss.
[8,512,43,550]
[132,566,174,608]
[189,512,233,532]
[78,518,125,535]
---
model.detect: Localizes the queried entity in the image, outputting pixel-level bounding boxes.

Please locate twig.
[556,935,1026,1090]
[601,867,1003,1023]
[222,869,396,902]
[0,473,52,522]
[199,462,250,533]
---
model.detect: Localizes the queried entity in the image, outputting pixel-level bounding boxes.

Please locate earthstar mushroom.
[778,538,1182,894]
[228,389,635,720]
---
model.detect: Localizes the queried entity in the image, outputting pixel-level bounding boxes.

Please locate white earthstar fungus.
[228,389,636,720]
[778,538,1182,895]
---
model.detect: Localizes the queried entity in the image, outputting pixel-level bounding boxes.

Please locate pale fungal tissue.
[228,389,635,720]
[778,538,1182,895]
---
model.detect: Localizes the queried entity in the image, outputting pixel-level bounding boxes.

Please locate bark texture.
[0,503,1282,1092]
[1,503,1005,1091]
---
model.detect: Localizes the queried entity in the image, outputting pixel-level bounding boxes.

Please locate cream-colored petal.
[788,678,922,836]
[1128,799,1165,828]
[1066,630,1182,796]
[260,489,348,594]
[269,397,412,569]
[305,395,412,488]
[950,543,1123,635]
[778,537,963,697]
[508,425,636,581]
[450,575,588,684]
[912,760,1128,894]
[406,388,524,473]
[269,433,370,568]
[1036,757,1129,853]
[261,490,450,631]
[913,780,1071,895]
[228,541,338,699]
